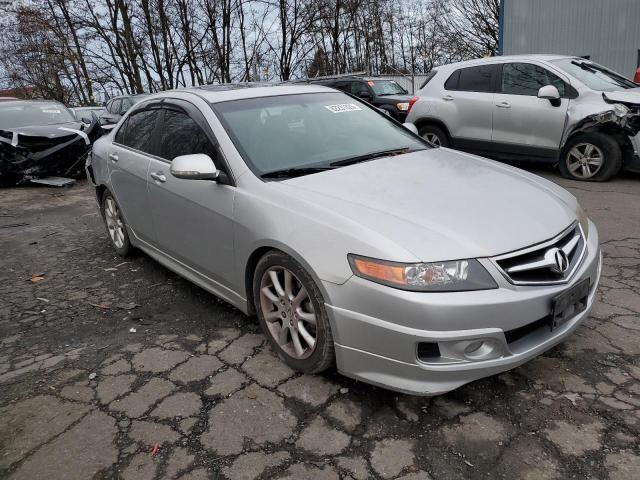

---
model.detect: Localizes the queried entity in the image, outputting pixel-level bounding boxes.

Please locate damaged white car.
[407,55,640,181]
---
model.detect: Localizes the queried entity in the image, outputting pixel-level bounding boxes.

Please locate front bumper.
[324,220,601,395]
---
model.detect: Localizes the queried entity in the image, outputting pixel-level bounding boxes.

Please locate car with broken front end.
[0,99,101,186]
[407,55,640,181]
[87,84,601,395]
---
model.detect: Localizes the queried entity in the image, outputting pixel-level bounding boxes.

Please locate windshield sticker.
[324,103,362,114]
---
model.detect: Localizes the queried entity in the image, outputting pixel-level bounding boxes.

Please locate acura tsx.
[87,84,601,395]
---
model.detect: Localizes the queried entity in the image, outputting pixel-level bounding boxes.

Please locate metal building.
[499,0,640,77]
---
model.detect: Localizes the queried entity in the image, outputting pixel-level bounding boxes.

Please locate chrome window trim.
[490,222,587,286]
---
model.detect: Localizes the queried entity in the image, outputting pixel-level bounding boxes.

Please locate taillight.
[408,96,419,112]
[634,68,640,84]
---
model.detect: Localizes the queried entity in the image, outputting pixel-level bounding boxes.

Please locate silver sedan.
[88,84,601,395]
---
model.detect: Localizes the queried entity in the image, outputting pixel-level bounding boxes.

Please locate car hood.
[375,94,413,103]
[602,88,640,106]
[278,149,577,262]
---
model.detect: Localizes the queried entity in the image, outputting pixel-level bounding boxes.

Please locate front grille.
[493,223,586,285]
[504,316,551,344]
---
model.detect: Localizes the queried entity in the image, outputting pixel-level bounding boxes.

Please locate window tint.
[444,70,460,90]
[118,109,160,154]
[502,63,566,96]
[109,99,121,114]
[349,82,369,95]
[456,65,496,92]
[158,109,216,161]
[114,117,128,144]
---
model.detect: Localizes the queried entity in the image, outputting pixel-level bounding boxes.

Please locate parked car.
[310,76,413,121]
[407,55,640,181]
[71,106,105,122]
[99,94,149,126]
[88,84,600,395]
[0,100,101,186]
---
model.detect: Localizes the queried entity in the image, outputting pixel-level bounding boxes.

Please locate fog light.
[464,341,483,355]
[463,340,497,360]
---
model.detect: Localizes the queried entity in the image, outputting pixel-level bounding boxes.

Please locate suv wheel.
[253,251,334,373]
[419,125,449,148]
[559,132,622,181]
[101,191,132,256]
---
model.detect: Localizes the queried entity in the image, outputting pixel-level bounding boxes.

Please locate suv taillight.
[634,68,640,84]
[408,96,419,112]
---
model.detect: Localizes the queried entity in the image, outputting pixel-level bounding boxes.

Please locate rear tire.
[253,251,334,374]
[101,190,132,257]
[559,132,622,181]
[418,124,450,148]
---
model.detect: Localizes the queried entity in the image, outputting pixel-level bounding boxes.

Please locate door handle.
[150,171,166,183]
[108,153,118,162]
[496,101,511,108]
[443,95,454,101]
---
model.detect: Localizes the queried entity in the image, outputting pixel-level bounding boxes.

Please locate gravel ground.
[0,169,639,480]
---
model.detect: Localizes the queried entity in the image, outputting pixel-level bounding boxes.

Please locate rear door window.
[446,65,497,92]
[501,63,567,97]
[158,108,217,161]
[116,109,161,155]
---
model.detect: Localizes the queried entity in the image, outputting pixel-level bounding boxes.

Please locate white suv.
[406,55,640,181]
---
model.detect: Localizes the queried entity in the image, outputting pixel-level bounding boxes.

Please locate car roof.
[438,54,580,70]
[153,83,337,103]
[0,99,66,107]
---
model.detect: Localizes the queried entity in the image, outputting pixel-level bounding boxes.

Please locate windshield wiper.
[261,166,334,179]
[329,147,420,167]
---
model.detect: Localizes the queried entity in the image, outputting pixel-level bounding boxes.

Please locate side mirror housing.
[402,122,419,135]
[170,153,220,181]
[358,91,373,100]
[81,116,93,124]
[538,85,561,102]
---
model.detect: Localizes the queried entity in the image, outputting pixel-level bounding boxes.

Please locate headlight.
[576,204,589,238]
[396,102,410,111]
[613,103,629,118]
[348,255,498,292]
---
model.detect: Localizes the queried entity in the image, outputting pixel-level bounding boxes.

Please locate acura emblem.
[546,247,569,275]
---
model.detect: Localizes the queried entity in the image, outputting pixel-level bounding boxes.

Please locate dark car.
[310,77,413,121]
[99,94,149,126]
[0,100,100,186]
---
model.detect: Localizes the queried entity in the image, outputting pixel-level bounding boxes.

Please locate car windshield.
[552,59,638,91]
[368,80,408,96]
[213,92,426,177]
[0,102,75,129]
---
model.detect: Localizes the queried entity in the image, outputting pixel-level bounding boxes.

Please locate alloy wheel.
[423,132,441,147]
[259,266,317,359]
[104,196,125,249]
[566,142,604,179]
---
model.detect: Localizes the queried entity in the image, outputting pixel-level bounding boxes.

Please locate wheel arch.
[412,117,452,143]
[243,242,333,316]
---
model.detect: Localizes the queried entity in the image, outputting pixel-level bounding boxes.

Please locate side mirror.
[538,85,560,101]
[402,123,419,135]
[358,91,373,100]
[170,153,220,181]
[81,116,93,124]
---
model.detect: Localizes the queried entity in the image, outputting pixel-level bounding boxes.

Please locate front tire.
[559,132,622,181]
[101,191,132,257]
[253,251,334,373]
[419,124,450,148]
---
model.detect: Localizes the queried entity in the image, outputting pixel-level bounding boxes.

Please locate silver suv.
[407,55,640,181]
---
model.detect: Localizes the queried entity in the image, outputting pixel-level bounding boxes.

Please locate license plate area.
[550,278,590,331]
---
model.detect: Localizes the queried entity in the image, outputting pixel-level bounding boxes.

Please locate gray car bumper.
[324,221,601,395]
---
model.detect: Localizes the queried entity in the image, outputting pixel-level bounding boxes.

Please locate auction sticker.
[324,103,362,113]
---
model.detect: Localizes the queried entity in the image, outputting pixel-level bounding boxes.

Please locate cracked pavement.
[0,169,639,479]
